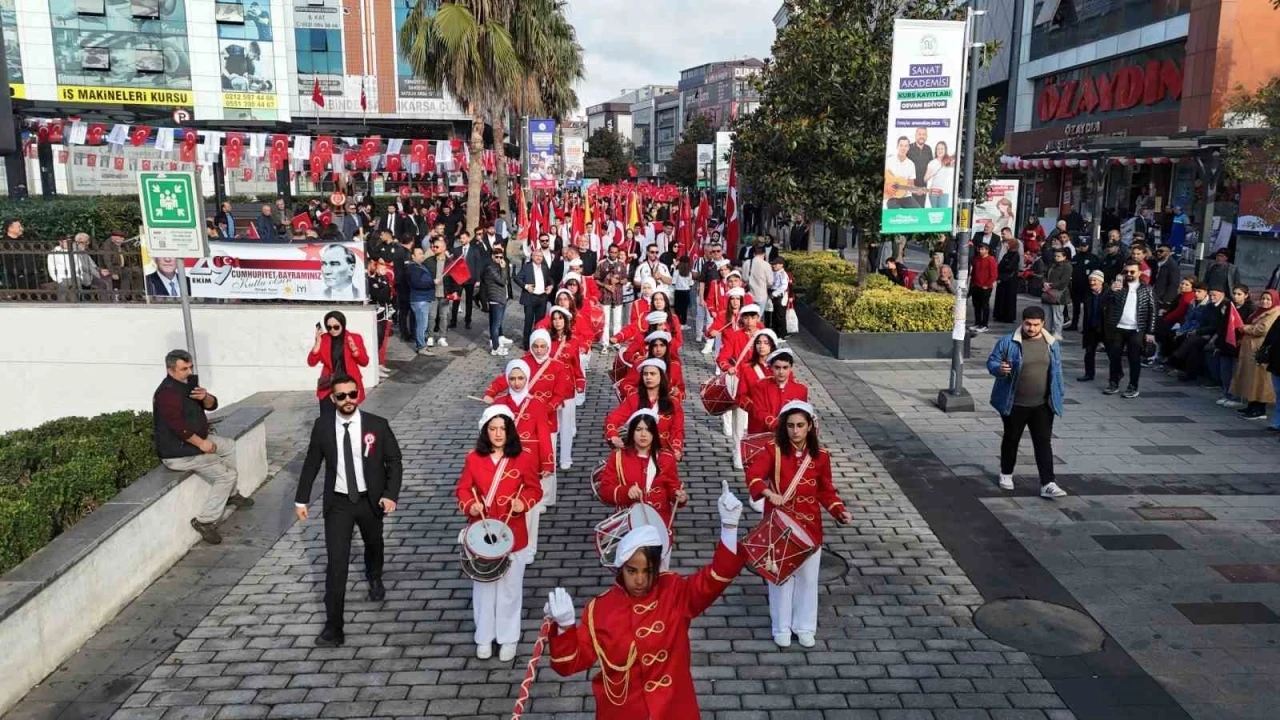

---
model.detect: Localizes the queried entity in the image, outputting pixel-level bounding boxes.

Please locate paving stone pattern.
[92,302,1074,720]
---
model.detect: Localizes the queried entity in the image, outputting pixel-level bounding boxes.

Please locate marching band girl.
[701,261,732,355]
[743,349,809,435]
[619,308,683,367]
[744,401,851,648]
[456,405,542,661]
[605,358,685,459]
[618,331,686,403]
[546,488,746,719]
[716,304,764,466]
[597,409,687,570]
[547,307,586,470]
[489,360,554,479]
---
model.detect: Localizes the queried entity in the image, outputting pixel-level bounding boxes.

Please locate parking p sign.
[138,171,206,258]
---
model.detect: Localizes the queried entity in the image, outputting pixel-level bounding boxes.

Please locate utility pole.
[0,22,27,198]
[936,5,983,413]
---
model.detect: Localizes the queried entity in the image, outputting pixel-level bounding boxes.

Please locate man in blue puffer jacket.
[987,305,1067,499]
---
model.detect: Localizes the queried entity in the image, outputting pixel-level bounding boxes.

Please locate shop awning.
[999,132,1241,171]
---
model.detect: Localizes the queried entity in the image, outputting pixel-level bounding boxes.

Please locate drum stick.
[510,616,552,720]
[467,395,488,403]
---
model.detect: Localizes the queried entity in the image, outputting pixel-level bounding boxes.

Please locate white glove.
[718,488,743,528]
[544,588,576,628]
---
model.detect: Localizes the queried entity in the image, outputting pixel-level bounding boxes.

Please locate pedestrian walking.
[1102,260,1157,398]
[153,350,255,545]
[308,311,370,417]
[986,306,1067,498]
[294,376,403,648]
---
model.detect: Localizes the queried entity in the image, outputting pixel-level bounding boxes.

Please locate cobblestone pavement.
[14,300,1086,720]
[825,245,1280,720]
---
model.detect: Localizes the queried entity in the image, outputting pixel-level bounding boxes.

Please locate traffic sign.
[138,171,207,259]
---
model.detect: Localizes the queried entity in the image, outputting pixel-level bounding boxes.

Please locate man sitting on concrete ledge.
[152,349,254,545]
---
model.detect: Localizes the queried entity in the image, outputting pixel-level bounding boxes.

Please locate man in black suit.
[517,246,553,348]
[294,376,403,647]
[449,230,488,329]
[377,203,405,237]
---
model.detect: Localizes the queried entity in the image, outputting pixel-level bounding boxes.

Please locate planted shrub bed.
[0,411,157,574]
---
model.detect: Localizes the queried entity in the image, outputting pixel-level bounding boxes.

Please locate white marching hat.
[627,407,659,428]
[550,305,573,319]
[645,330,672,344]
[740,303,762,315]
[778,400,815,420]
[727,287,746,298]
[479,404,515,428]
[766,348,795,364]
[613,525,665,569]
[645,310,669,325]
[636,358,668,374]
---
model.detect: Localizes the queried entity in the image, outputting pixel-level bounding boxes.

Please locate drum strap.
[484,457,510,509]
[642,453,657,493]
[774,446,812,507]
[527,357,553,392]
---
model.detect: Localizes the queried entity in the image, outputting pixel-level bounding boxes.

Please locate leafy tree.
[667,115,715,189]
[583,156,611,180]
[584,128,635,183]
[734,0,1001,282]
[399,0,521,231]
[1223,0,1278,224]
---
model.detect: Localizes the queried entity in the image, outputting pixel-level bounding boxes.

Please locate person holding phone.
[308,311,369,418]
[153,349,255,546]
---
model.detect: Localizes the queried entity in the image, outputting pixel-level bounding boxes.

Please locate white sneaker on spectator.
[1040,482,1067,499]
[499,337,513,346]
[498,347,509,356]
[426,337,435,347]
[490,349,501,356]
[1223,399,1245,409]
[998,474,1014,491]
[439,338,449,348]
[1216,397,1230,406]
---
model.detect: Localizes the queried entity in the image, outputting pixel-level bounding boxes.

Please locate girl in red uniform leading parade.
[605,358,685,460]
[547,307,586,471]
[717,304,764,463]
[546,488,746,719]
[745,401,851,648]
[489,360,554,479]
[455,405,542,661]
[618,331,686,403]
[597,409,688,569]
[744,349,810,435]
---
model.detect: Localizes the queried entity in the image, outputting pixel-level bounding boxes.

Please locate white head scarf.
[504,359,531,405]
[529,329,551,360]
[613,525,665,569]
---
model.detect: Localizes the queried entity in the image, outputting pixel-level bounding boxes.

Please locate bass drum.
[458,518,514,583]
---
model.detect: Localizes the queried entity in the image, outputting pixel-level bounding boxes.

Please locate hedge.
[814,281,954,333]
[0,411,156,575]
[0,196,144,243]
[781,251,858,299]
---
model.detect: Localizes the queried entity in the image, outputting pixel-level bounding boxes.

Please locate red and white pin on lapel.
[363,433,376,458]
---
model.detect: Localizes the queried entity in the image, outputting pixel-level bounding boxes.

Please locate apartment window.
[135,46,164,73]
[75,0,105,16]
[81,46,110,70]
[215,2,245,24]
[296,28,342,75]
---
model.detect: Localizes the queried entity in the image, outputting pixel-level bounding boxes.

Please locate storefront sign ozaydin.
[880,18,966,235]
[1033,43,1184,128]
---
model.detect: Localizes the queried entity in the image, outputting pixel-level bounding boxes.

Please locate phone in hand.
[316,322,322,330]
[188,374,200,390]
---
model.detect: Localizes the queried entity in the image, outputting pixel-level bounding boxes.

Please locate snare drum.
[699,373,737,416]
[609,352,631,385]
[739,432,773,469]
[742,511,817,585]
[590,458,608,501]
[594,504,667,567]
[458,518,515,582]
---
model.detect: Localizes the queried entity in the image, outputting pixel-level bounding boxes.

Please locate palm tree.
[495,0,583,219]
[399,0,520,231]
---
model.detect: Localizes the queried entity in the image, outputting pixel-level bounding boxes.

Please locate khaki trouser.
[162,435,239,524]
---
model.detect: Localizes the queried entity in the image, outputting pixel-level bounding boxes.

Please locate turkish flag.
[130,126,151,147]
[410,139,430,168]
[270,134,289,170]
[179,130,198,163]
[312,135,333,174]
[1225,302,1244,347]
[225,133,244,168]
[424,151,437,174]
[319,210,333,226]
[385,154,403,174]
[47,121,65,144]
[444,256,471,286]
[360,136,381,162]
[114,156,125,171]
[311,78,325,108]
[86,123,107,146]
[291,212,314,232]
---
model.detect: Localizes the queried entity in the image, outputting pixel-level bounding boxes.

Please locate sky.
[564,0,780,112]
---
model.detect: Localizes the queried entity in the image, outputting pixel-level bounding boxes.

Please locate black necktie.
[342,422,358,502]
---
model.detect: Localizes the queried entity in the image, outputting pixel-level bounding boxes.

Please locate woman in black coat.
[993,238,1021,324]
[481,245,512,355]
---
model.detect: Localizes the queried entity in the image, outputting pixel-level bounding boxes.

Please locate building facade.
[1004,0,1280,226]
[678,59,763,131]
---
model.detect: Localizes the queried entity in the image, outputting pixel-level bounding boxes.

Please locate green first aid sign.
[141,174,198,228]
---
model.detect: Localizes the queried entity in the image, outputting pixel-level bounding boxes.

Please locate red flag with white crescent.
[725,156,739,259]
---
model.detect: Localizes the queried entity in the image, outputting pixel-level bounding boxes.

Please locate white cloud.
[563,0,778,110]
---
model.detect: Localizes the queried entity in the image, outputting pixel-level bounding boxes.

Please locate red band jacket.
[597,448,684,529]
[484,353,576,432]
[743,379,810,434]
[454,447,543,553]
[491,392,555,477]
[619,357,686,404]
[549,541,746,720]
[604,392,686,457]
[745,442,846,546]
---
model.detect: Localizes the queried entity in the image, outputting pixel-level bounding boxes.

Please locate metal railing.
[0,240,150,303]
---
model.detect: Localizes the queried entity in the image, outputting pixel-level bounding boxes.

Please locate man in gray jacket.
[1040,246,1072,336]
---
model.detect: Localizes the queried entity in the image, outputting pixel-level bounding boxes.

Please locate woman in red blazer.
[308,310,370,416]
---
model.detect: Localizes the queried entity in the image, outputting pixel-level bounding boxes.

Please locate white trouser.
[693,289,705,337]
[730,408,748,468]
[767,549,821,636]
[579,351,591,375]
[603,304,624,343]
[472,547,531,646]
[557,402,576,468]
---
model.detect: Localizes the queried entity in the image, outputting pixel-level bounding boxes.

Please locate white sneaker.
[1040,482,1067,499]
[773,632,792,648]
[490,349,501,356]
[476,643,492,660]
[998,474,1014,491]
[438,338,449,348]
[1216,397,1229,406]
[1223,399,1245,409]
[560,462,572,471]
[499,347,509,356]
[426,337,435,347]
[417,348,435,356]
[701,341,714,355]
[796,632,816,648]
[498,643,517,662]
[499,336,513,346]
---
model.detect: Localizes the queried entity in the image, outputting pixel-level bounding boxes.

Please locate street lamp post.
[935,6,983,413]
